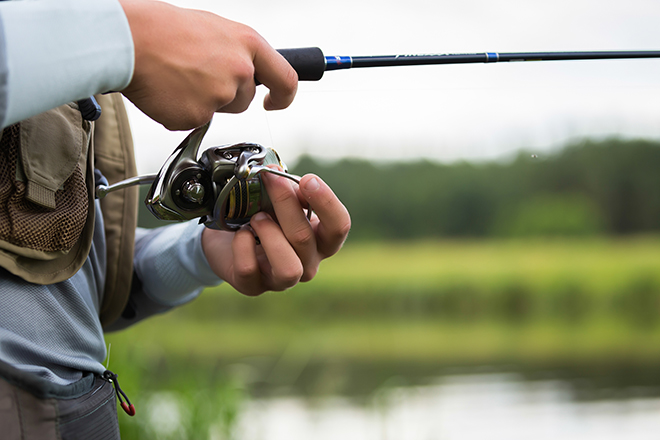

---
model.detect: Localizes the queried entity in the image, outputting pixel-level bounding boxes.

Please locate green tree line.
[290,138,660,239]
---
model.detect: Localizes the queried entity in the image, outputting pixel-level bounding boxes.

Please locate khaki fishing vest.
[0,93,138,328]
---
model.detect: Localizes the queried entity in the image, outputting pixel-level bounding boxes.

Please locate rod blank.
[277,47,660,81]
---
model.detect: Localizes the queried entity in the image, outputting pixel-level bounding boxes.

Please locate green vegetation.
[290,138,660,239]
[108,236,660,437]
[107,236,660,383]
[118,138,660,438]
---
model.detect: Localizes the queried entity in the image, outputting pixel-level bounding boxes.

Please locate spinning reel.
[96,122,308,231]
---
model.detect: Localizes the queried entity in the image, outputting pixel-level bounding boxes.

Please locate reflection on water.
[236,373,660,440]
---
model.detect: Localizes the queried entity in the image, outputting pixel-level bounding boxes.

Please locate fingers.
[298,174,351,258]
[228,227,265,296]
[259,171,350,281]
[216,74,257,114]
[209,223,302,296]
[253,46,299,111]
[261,171,320,281]
[250,212,304,290]
[202,173,349,295]
[118,0,297,130]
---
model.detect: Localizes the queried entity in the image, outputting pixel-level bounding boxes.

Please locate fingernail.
[252,212,268,223]
[304,176,320,192]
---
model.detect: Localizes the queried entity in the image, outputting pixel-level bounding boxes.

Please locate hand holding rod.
[276,47,660,81]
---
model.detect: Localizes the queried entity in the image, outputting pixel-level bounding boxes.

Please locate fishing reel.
[97,121,307,231]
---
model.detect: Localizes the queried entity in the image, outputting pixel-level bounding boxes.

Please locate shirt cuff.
[1,0,134,127]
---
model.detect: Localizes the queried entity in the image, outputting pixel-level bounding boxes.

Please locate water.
[234,373,660,440]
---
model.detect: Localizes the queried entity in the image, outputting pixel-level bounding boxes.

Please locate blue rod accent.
[325,55,353,70]
[485,52,499,63]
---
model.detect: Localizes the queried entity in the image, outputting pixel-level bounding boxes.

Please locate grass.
[106,235,660,367]
[107,317,660,367]
[301,235,660,292]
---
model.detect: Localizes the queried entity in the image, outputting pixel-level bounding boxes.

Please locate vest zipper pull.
[103,370,136,416]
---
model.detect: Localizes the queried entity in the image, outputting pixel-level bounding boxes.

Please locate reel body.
[143,122,301,231]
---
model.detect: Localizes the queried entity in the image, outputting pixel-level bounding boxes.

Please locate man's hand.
[118,0,298,130]
[201,174,351,296]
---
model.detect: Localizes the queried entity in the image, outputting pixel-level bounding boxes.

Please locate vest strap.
[94,94,138,328]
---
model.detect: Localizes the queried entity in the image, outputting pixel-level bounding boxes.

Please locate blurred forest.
[289,138,660,240]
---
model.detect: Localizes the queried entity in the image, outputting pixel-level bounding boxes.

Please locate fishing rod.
[81,48,660,120]
[276,47,660,80]
[96,46,660,230]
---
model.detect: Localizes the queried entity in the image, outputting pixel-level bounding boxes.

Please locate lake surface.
[233,372,660,440]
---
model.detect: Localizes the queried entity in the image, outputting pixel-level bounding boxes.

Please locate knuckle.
[223,55,256,89]
[284,68,299,93]
[239,25,263,47]
[328,216,352,246]
[236,60,256,82]
[338,215,352,238]
[214,87,238,108]
[267,69,298,110]
[276,67,298,95]
[234,260,258,280]
[289,225,315,248]
[274,264,303,288]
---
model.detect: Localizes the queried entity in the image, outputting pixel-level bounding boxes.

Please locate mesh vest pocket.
[0,123,88,253]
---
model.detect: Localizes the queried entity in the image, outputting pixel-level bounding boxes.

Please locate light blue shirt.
[0,202,222,386]
[0,0,224,385]
[0,0,134,128]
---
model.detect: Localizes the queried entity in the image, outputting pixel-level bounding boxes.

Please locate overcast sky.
[126,0,660,174]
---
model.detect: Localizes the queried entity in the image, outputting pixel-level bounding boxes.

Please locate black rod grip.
[277,47,325,81]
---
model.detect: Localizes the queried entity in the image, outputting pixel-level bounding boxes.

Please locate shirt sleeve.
[104,221,224,332]
[134,221,223,305]
[0,0,134,128]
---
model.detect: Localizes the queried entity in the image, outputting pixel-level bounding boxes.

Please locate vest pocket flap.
[20,104,88,209]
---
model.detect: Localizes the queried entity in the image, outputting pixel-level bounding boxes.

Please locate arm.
[0,0,133,127]
[0,0,296,130]
[103,220,220,332]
